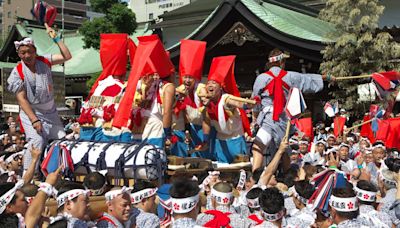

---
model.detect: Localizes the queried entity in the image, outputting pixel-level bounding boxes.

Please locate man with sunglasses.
[1,146,41,184]
[7,24,72,172]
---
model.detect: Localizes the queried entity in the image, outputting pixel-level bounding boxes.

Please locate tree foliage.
[87,72,101,93]
[319,0,400,117]
[80,1,136,50]
[89,0,120,14]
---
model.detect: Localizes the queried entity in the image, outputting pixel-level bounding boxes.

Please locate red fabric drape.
[333,116,347,137]
[385,117,400,149]
[88,34,130,98]
[264,70,289,121]
[360,115,375,143]
[295,117,313,139]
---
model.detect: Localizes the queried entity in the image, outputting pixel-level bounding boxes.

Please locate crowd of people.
[2,119,400,228]
[2,23,400,228]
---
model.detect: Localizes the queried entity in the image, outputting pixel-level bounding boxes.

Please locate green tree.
[87,72,102,93]
[319,0,400,118]
[89,0,120,14]
[80,1,136,50]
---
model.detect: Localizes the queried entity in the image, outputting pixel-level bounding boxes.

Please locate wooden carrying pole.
[335,74,373,80]
[226,95,257,104]
[344,119,374,133]
[285,120,291,141]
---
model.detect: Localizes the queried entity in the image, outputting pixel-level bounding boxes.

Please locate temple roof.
[0,23,152,76]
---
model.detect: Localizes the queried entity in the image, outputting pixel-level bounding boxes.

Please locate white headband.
[209,171,220,176]
[329,195,358,212]
[14,37,35,51]
[372,144,386,150]
[316,140,327,147]
[365,147,373,154]
[339,143,350,149]
[211,188,233,205]
[199,171,220,191]
[170,194,199,214]
[354,186,377,202]
[327,134,336,139]
[25,196,34,205]
[246,197,260,209]
[380,172,397,187]
[360,137,370,144]
[346,137,354,142]
[5,151,24,164]
[262,210,285,221]
[86,184,106,196]
[0,134,7,140]
[131,188,158,204]
[56,189,90,208]
[324,147,337,155]
[299,140,309,145]
[105,187,132,202]
[0,180,24,214]
[269,53,286,63]
[292,187,309,205]
[237,170,246,190]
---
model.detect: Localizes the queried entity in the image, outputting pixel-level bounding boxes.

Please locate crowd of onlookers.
[2,113,400,227]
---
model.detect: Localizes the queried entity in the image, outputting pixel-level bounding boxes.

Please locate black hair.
[245,171,253,182]
[252,168,264,183]
[259,187,284,214]
[290,144,300,151]
[246,187,263,213]
[331,187,359,219]
[0,173,9,184]
[0,213,19,227]
[48,219,68,228]
[132,180,157,193]
[372,141,385,147]
[294,180,314,200]
[356,180,377,205]
[246,187,263,200]
[169,179,199,199]
[83,172,106,190]
[276,166,298,188]
[384,158,400,172]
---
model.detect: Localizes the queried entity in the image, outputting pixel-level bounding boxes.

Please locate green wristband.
[327,73,331,81]
[53,37,61,43]
[329,165,337,169]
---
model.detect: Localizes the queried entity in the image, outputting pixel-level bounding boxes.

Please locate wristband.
[38,182,54,197]
[32,119,41,125]
[357,165,363,169]
[329,165,337,169]
[203,134,209,143]
[164,127,172,137]
[327,73,331,81]
[53,37,61,43]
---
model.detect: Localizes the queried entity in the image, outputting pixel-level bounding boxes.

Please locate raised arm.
[162,83,175,129]
[258,136,289,186]
[25,166,62,228]
[45,24,72,65]
[22,146,41,184]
